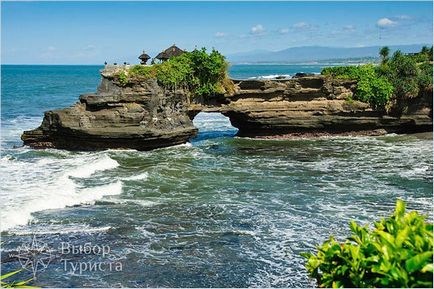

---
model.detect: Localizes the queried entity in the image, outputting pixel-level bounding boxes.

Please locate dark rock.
[22,74,197,150]
[194,76,432,137]
[292,72,315,78]
[22,69,432,150]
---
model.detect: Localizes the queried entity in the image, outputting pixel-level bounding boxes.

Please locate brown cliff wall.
[21,70,432,150]
[192,76,432,137]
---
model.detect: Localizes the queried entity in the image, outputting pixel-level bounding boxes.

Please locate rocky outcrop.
[21,75,197,150]
[22,69,432,150]
[193,76,432,137]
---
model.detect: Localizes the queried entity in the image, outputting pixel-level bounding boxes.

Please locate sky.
[2,1,433,64]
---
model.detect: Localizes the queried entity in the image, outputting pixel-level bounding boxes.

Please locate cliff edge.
[21,68,432,150]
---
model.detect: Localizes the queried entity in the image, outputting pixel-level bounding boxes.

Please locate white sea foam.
[0,153,121,232]
[122,172,149,181]
[8,224,112,236]
[248,74,291,80]
[104,197,158,207]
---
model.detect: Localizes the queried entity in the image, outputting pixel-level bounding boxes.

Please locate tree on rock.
[379,46,390,63]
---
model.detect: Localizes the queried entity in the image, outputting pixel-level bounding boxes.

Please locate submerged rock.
[22,69,432,150]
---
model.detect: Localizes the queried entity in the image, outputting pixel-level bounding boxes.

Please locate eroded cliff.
[195,75,432,137]
[21,68,432,150]
[22,75,197,150]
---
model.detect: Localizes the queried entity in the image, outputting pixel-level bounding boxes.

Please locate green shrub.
[188,48,229,96]
[113,48,231,97]
[301,200,433,288]
[417,62,433,91]
[155,53,194,89]
[117,71,128,86]
[356,76,393,110]
[129,64,156,79]
[322,65,393,110]
[321,66,362,80]
[322,47,432,112]
[384,51,420,100]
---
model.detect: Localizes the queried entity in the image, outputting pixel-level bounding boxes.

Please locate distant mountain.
[227,44,429,64]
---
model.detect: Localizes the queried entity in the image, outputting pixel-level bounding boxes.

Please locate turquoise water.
[1,65,432,287]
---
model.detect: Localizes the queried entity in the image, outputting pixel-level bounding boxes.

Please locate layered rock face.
[22,75,197,150]
[22,70,432,150]
[196,76,432,137]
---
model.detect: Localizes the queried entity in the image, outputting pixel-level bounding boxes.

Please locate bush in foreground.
[1,269,37,288]
[301,200,433,288]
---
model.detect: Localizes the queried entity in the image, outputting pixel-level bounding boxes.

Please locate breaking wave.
[0,152,121,231]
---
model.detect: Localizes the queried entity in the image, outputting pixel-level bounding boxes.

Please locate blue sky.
[2,1,432,64]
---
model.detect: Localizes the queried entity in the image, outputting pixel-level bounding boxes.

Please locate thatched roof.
[155,44,185,60]
[138,51,151,60]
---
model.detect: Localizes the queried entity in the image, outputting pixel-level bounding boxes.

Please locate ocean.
[1,64,432,287]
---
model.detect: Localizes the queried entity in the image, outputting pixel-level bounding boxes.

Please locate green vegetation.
[321,46,433,111]
[113,48,232,97]
[1,269,37,288]
[301,200,433,288]
[117,71,128,86]
[379,46,390,64]
[322,65,393,109]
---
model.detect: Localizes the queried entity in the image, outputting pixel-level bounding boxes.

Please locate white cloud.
[343,25,356,33]
[396,15,412,20]
[376,18,397,28]
[292,22,312,30]
[84,45,96,51]
[279,28,289,34]
[215,32,226,38]
[250,24,265,35]
[40,46,58,58]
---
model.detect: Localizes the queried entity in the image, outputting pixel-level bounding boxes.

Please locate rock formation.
[21,68,432,150]
[195,76,432,137]
[21,73,197,150]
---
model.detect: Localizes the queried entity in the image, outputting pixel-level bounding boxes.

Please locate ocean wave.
[248,74,291,80]
[7,224,112,236]
[122,172,149,181]
[0,153,121,232]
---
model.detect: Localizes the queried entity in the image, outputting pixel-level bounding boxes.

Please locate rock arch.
[21,72,433,150]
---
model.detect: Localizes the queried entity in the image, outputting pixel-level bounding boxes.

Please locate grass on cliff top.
[114,48,234,98]
[321,46,433,112]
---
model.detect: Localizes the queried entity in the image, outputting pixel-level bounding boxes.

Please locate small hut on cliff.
[138,51,151,65]
[155,44,185,62]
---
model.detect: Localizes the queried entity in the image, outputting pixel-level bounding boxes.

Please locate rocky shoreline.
[21,68,433,150]
[248,129,389,140]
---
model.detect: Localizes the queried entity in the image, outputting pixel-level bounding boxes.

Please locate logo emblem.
[10,235,54,278]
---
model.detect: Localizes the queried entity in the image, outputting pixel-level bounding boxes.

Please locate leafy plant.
[322,64,393,110]
[301,200,433,288]
[129,64,156,79]
[380,46,390,64]
[155,53,193,89]
[113,48,231,97]
[383,51,420,100]
[418,62,433,89]
[116,71,128,86]
[322,46,433,112]
[1,269,38,288]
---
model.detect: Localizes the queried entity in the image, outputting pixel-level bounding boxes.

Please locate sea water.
[1,65,432,287]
